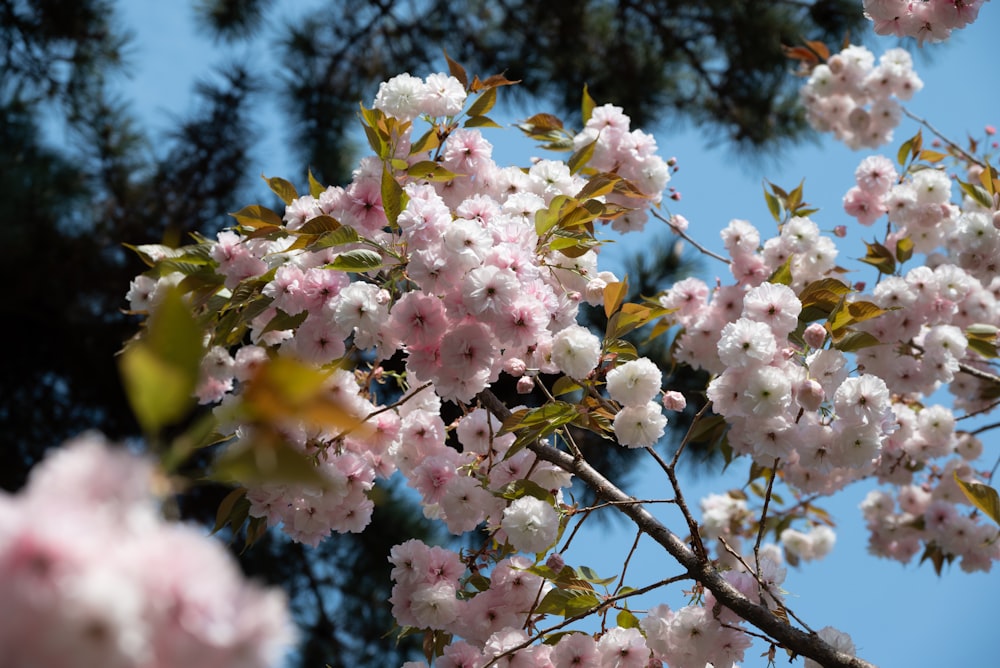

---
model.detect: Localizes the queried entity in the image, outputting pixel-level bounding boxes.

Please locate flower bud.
[804,322,828,349]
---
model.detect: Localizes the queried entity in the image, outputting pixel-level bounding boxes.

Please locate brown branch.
[478,389,876,668]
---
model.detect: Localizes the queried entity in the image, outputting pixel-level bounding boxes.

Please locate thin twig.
[901,107,987,169]
[651,208,732,264]
[753,459,781,578]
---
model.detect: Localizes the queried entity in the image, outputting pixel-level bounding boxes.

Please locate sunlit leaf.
[603,278,629,318]
[265,175,298,205]
[467,87,497,117]
[954,472,1000,526]
[119,287,203,434]
[581,84,596,125]
[381,163,406,228]
[329,249,384,273]
[229,204,283,228]
[308,169,325,198]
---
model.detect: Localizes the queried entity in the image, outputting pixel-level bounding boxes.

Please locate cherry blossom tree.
[4,5,999,668]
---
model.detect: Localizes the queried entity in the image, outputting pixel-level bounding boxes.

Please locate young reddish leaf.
[603,277,629,318]
[442,49,468,88]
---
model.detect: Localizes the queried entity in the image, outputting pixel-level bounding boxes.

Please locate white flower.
[606,357,662,406]
[551,325,602,379]
[501,496,560,554]
[373,73,429,121]
[717,318,778,368]
[613,402,668,448]
[410,581,460,629]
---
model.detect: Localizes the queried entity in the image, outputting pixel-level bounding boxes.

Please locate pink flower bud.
[545,552,566,572]
[662,390,687,412]
[804,322,828,349]
[986,125,996,136]
[833,225,847,237]
[669,214,690,233]
[796,378,825,412]
[517,376,535,394]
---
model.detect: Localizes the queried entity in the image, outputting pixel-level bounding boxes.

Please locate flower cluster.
[863,0,986,43]
[115,54,1000,668]
[0,434,294,668]
[800,45,922,149]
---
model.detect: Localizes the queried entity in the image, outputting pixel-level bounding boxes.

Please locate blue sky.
[116,3,999,666]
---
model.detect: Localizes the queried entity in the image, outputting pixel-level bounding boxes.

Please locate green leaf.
[381,163,405,228]
[833,330,882,352]
[954,472,1000,526]
[308,225,361,250]
[581,84,596,125]
[536,588,600,617]
[213,437,327,488]
[230,204,283,228]
[119,286,204,434]
[577,565,617,586]
[552,376,582,396]
[497,479,555,504]
[966,324,999,358]
[958,179,995,209]
[897,130,922,167]
[407,161,459,182]
[895,236,914,264]
[859,240,896,274]
[763,186,783,223]
[212,487,248,534]
[265,175,298,205]
[567,140,596,174]
[617,609,640,629]
[466,87,497,117]
[768,256,794,286]
[308,169,325,198]
[463,115,503,129]
[329,249,384,273]
[410,127,441,155]
[298,215,341,235]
